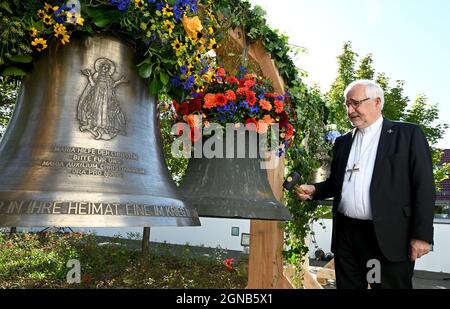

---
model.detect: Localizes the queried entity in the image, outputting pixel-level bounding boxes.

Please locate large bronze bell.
[0,35,199,227]
[180,131,291,220]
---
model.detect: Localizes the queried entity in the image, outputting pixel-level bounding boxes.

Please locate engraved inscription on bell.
[77,57,127,141]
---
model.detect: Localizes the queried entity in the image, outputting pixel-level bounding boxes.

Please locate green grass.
[0,231,248,288]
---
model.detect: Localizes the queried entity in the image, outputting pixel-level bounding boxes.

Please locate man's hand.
[295,184,315,201]
[409,239,431,261]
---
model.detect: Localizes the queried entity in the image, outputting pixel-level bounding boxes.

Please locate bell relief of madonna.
[77,57,127,140]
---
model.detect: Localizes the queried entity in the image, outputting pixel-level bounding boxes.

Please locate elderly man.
[297,80,435,289]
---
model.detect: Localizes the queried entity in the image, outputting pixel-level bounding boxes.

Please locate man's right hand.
[295,184,316,201]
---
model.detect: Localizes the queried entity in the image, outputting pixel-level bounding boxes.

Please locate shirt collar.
[359,116,383,135]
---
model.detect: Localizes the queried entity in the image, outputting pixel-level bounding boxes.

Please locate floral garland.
[171,66,295,156]
[0,0,219,100]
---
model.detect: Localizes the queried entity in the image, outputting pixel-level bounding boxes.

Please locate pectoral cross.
[347,164,360,181]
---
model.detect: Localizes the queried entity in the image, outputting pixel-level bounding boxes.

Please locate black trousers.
[334,212,415,289]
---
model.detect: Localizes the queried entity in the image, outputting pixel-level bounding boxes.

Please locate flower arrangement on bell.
[171,66,295,156]
[0,0,218,99]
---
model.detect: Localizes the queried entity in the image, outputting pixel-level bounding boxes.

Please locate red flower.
[278,111,289,128]
[180,102,189,115]
[189,97,202,112]
[245,118,258,131]
[226,76,239,84]
[172,99,180,112]
[225,90,236,101]
[244,79,255,88]
[215,93,228,106]
[285,124,294,140]
[82,274,91,283]
[223,258,236,271]
[245,90,257,106]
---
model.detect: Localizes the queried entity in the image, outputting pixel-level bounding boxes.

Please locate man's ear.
[375,97,382,109]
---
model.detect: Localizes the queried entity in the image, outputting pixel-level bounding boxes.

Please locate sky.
[249,0,450,149]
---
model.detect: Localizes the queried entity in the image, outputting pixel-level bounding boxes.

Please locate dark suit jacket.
[314,118,435,262]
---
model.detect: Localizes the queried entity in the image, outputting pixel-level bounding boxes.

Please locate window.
[231,226,239,236]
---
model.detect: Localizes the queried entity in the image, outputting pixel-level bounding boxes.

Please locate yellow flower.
[44,3,59,14]
[43,14,53,25]
[29,28,38,37]
[66,12,84,26]
[134,0,144,10]
[162,4,174,17]
[208,26,214,35]
[31,38,48,52]
[53,24,70,45]
[37,9,46,19]
[182,15,203,40]
[208,38,218,50]
[171,39,185,53]
[163,20,175,35]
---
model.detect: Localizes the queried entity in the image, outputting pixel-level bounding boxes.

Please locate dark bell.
[180,131,291,221]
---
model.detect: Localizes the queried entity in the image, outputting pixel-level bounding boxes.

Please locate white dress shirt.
[338,116,383,220]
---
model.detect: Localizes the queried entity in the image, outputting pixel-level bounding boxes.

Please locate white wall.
[69,217,251,252]
[309,218,450,273]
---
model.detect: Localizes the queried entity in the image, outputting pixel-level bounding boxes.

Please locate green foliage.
[0,0,219,101]
[0,232,247,288]
[0,76,18,136]
[325,41,358,131]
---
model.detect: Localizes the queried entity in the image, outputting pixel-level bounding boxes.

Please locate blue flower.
[249,105,259,114]
[179,65,187,75]
[171,76,182,87]
[324,130,341,143]
[110,0,130,11]
[183,75,195,90]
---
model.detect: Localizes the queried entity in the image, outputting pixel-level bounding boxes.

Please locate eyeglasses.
[344,97,372,109]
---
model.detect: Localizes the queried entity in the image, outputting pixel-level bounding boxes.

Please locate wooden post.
[141,227,150,261]
[218,29,294,288]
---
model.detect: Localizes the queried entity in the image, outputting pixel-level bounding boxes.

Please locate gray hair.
[344,79,385,110]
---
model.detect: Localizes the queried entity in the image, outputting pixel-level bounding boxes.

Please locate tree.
[326,41,449,190]
[325,41,358,131]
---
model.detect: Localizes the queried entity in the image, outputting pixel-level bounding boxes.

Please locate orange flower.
[217,68,226,77]
[274,100,284,113]
[262,115,274,124]
[245,73,257,80]
[183,114,202,128]
[259,99,272,111]
[257,120,268,134]
[203,93,216,109]
[182,15,203,40]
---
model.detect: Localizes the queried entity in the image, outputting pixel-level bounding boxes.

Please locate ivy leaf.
[1,66,26,76]
[149,78,162,97]
[138,63,153,79]
[0,1,12,14]
[8,55,33,63]
[159,72,169,86]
